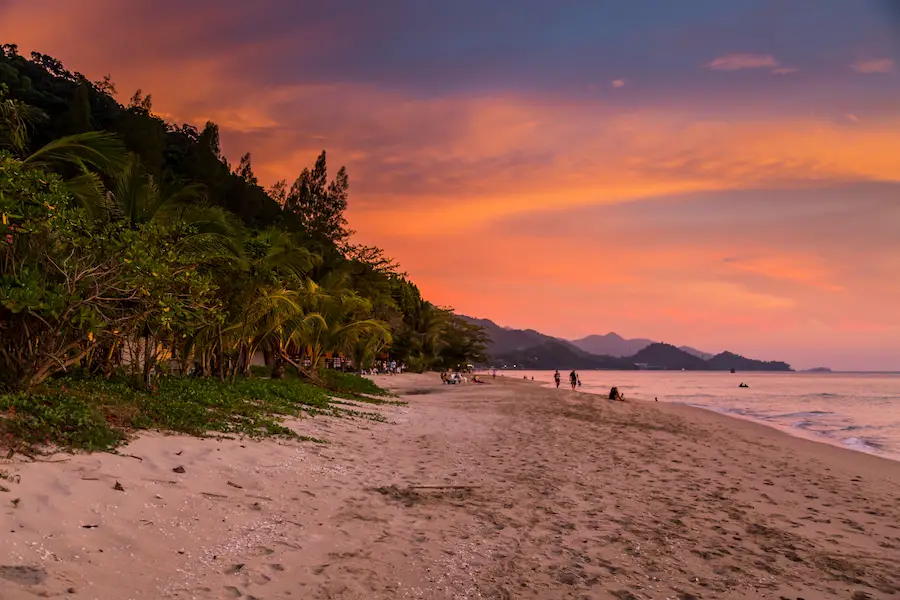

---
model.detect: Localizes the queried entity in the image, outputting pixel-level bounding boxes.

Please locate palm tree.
[348,327,392,373]
[287,275,390,373]
[1,88,127,209]
[407,301,449,370]
[216,229,317,379]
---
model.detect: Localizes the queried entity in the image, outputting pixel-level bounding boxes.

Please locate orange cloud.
[722,255,844,292]
[851,58,894,74]
[4,3,900,369]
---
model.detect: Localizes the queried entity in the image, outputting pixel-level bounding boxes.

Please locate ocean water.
[490,370,900,462]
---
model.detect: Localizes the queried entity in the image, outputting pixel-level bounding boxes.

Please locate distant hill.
[570,333,653,357]
[572,333,714,360]
[631,343,709,370]
[463,315,792,371]
[679,346,714,360]
[630,345,792,372]
[706,351,792,372]
[491,340,638,371]
[460,316,566,355]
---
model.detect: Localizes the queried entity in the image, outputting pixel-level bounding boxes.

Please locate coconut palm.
[215,229,318,379]
[406,300,450,370]
[1,88,127,209]
[287,276,390,373]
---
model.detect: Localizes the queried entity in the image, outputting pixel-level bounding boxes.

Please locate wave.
[771,410,834,419]
[841,424,880,432]
[842,437,886,453]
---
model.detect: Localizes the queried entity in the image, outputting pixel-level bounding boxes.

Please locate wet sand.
[1,373,899,599]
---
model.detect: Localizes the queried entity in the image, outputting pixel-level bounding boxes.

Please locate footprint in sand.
[249,572,272,585]
[0,566,47,585]
[221,586,242,598]
[249,546,275,557]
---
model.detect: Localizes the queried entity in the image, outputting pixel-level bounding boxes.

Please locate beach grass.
[319,369,394,398]
[0,372,391,453]
[248,365,404,405]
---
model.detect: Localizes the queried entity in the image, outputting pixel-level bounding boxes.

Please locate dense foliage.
[0,44,487,398]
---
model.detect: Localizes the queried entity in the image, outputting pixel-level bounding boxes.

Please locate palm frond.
[24,131,128,175]
[0,97,47,155]
[64,171,112,220]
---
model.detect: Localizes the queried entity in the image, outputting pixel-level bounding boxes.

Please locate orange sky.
[3,0,899,369]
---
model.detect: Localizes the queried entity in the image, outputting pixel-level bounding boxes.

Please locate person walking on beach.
[553,370,561,388]
[569,370,578,390]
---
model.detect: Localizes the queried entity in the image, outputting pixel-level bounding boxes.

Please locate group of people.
[360,360,406,376]
[441,371,487,384]
[551,370,628,400]
[553,369,581,390]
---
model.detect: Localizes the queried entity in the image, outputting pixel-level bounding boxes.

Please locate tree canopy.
[0,45,486,392]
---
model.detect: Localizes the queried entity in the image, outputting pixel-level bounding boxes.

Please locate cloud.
[721,255,844,292]
[851,58,894,74]
[705,53,779,71]
[4,0,900,369]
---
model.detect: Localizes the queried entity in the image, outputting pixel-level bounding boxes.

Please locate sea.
[489,370,900,462]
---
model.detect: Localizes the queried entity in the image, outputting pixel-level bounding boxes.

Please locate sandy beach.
[2,374,899,600]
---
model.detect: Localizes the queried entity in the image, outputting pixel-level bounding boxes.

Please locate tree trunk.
[24,345,91,390]
[217,325,226,383]
[142,335,154,390]
[271,356,285,379]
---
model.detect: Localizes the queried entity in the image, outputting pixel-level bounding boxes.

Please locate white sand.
[1,373,899,599]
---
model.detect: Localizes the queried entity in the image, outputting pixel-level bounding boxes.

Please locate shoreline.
[2,373,899,599]
[503,371,900,465]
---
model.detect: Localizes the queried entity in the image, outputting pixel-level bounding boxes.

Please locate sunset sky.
[2,0,899,370]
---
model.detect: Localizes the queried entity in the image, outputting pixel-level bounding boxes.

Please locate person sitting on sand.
[569,370,578,390]
[554,370,561,388]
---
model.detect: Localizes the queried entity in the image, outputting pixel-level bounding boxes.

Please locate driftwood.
[116,452,143,461]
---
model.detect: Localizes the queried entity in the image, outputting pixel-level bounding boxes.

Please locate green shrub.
[319,369,391,397]
[0,375,342,451]
[1,391,125,451]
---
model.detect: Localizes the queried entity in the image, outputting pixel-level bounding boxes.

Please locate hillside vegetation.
[0,45,487,449]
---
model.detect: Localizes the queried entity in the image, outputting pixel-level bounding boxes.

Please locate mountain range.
[462,316,792,372]
[570,333,713,360]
